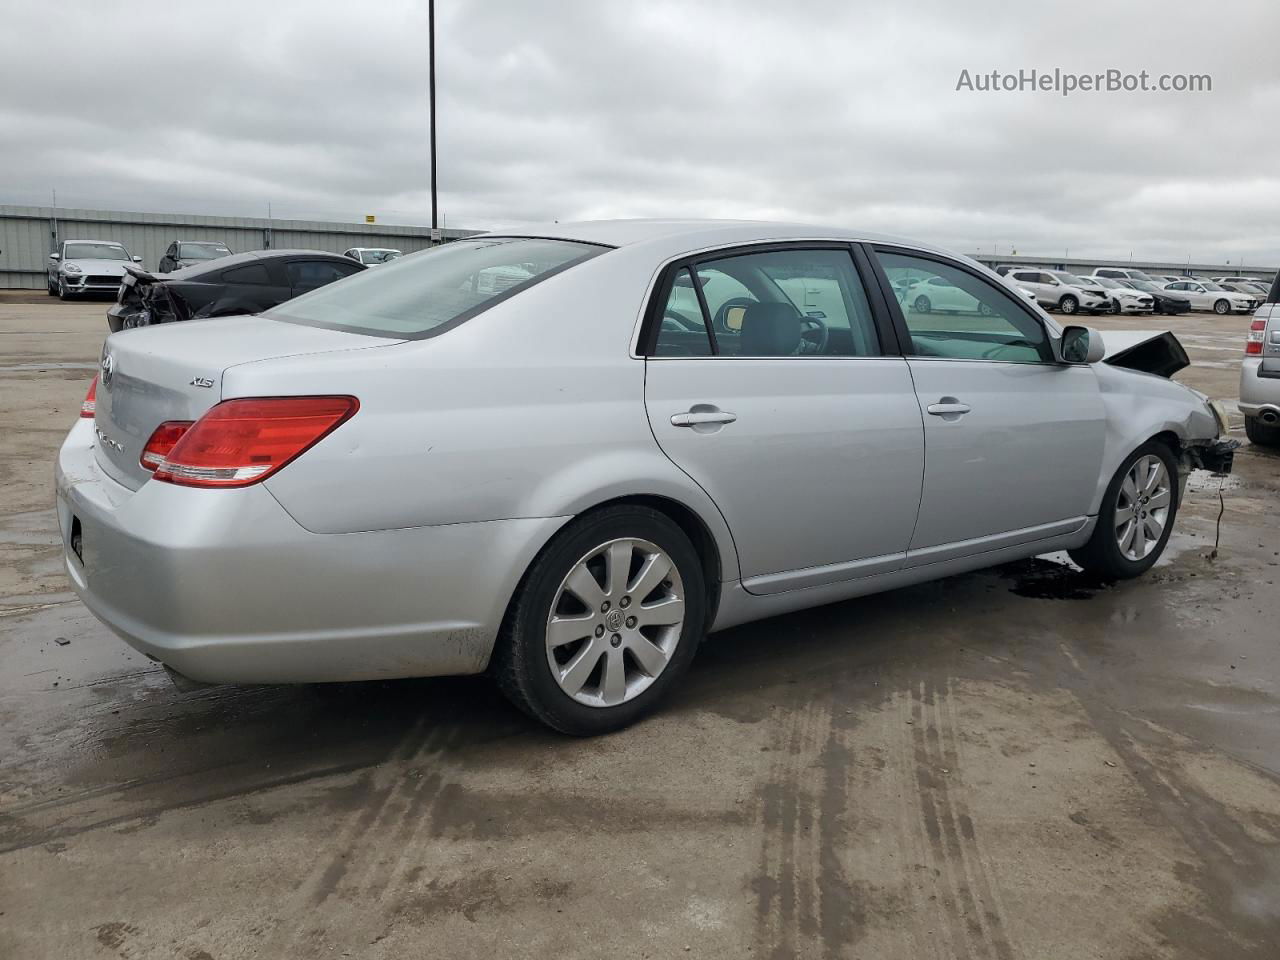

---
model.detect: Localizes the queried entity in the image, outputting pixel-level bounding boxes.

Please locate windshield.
[362,249,402,264]
[180,242,231,259]
[1125,270,1155,281]
[1052,272,1090,285]
[64,242,128,261]
[1199,280,1224,291]
[269,237,606,338]
[1126,280,1159,292]
[1090,276,1121,289]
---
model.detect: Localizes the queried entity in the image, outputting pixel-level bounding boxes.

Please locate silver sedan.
[55,221,1234,734]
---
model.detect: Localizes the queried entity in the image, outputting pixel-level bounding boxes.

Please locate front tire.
[914,295,932,314]
[1214,299,1230,315]
[1245,415,1280,447]
[57,280,73,301]
[1070,441,1178,580]
[1059,294,1078,315]
[493,505,706,735]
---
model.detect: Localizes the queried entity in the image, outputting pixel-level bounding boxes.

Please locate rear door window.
[222,263,272,285]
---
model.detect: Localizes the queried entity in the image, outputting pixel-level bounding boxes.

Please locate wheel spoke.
[606,541,632,599]
[627,551,672,602]
[1120,474,1138,507]
[638,596,684,627]
[1132,516,1147,557]
[1118,518,1137,554]
[1148,489,1171,510]
[600,647,627,705]
[563,563,605,609]
[1142,459,1164,494]
[1143,515,1164,541]
[559,639,604,696]
[546,613,595,650]
[625,634,669,677]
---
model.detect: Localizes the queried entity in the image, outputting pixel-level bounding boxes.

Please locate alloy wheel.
[545,538,685,708]
[1114,455,1171,561]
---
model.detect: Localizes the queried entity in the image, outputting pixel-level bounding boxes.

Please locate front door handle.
[926,398,971,417]
[671,409,737,427]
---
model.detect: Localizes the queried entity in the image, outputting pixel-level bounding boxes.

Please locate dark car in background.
[1117,279,1193,315]
[158,240,234,273]
[107,249,364,332]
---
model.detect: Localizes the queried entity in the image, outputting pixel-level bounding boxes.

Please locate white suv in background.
[1163,279,1256,315]
[1006,269,1109,315]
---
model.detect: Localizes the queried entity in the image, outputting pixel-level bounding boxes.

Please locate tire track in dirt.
[752,690,869,959]
[902,678,1016,960]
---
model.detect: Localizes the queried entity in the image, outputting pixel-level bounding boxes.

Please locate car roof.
[162,248,355,280]
[177,239,230,245]
[64,239,125,245]
[474,218,956,260]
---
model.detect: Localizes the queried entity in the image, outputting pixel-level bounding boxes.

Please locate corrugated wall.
[0,205,481,288]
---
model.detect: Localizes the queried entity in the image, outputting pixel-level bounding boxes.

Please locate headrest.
[740,301,802,356]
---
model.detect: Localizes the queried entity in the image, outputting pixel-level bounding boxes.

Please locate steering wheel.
[981,340,1032,361]
[662,309,700,332]
[796,316,829,355]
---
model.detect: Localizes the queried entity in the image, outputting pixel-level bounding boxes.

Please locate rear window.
[268,238,606,338]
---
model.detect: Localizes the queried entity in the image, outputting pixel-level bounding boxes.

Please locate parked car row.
[46,239,413,298]
[992,264,1273,316]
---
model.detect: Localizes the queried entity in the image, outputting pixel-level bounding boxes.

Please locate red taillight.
[152,396,358,488]
[140,421,194,471]
[1246,319,1266,355]
[81,376,98,418]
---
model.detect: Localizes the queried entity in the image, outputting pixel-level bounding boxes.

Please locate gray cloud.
[2,0,1277,263]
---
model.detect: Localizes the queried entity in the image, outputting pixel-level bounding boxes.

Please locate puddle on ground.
[995,556,1116,600]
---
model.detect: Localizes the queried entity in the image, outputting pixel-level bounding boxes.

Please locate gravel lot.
[2,295,1278,959]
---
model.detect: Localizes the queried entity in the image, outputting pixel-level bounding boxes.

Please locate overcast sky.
[2,0,1278,264]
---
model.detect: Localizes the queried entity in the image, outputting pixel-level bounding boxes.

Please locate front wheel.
[1059,294,1078,315]
[913,295,932,314]
[1070,441,1178,580]
[57,280,73,301]
[1110,299,1121,314]
[492,505,706,735]
[1214,299,1230,315]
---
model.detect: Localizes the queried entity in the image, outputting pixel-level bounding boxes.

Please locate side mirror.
[49,253,60,261]
[1061,325,1105,364]
[132,256,143,263]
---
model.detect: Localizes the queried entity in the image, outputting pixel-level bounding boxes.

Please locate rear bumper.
[55,420,566,684]
[1239,357,1280,417]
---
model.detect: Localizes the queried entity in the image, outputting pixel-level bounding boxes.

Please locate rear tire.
[1245,415,1280,447]
[492,505,706,736]
[914,295,931,314]
[1059,294,1078,315]
[1069,441,1178,580]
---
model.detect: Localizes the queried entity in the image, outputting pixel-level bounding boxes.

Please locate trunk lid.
[94,316,401,489]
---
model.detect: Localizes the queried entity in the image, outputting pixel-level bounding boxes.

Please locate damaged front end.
[107,265,188,332]
[1095,327,1236,478]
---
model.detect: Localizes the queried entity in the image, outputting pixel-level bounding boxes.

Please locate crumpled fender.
[1088,361,1222,513]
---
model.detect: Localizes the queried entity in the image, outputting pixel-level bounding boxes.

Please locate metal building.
[0,205,482,289]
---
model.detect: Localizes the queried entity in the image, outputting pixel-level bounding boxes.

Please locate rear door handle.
[926,399,971,417]
[671,409,737,427]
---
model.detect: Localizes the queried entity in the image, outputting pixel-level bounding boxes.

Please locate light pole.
[429,0,438,244]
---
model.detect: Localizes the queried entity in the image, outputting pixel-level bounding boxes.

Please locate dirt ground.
[1,295,1278,959]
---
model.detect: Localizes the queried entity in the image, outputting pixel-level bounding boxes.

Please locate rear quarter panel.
[244,248,742,580]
